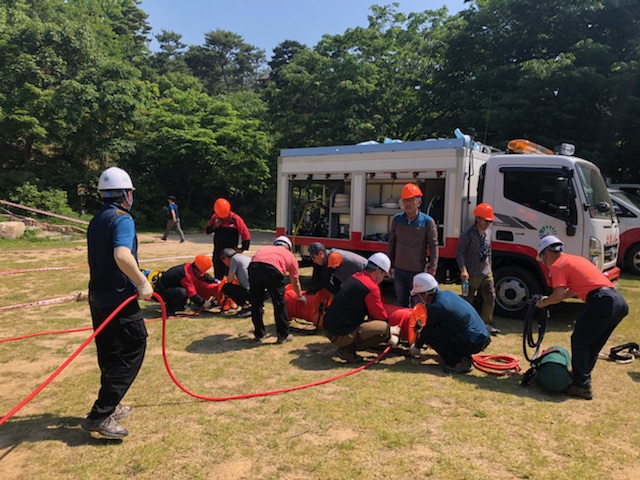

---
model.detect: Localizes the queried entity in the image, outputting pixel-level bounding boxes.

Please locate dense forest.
[1,0,638,229]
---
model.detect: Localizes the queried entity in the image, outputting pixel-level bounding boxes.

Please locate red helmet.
[401,183,423,200]
[194,255,212,273]
[473,203,495,221]
[213,198,231,218]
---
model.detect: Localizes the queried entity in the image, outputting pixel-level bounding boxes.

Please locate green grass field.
[0,235,639,479]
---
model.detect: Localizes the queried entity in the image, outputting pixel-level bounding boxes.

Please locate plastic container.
[461,281,469,297]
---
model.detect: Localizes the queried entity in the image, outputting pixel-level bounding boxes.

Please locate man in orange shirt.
[535,235,628,400]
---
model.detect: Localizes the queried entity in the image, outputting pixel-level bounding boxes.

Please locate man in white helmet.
[81,167,154,439]
[248,236,305,344]
[409,272,491,373]
[535,235,628,400]
[322,252,401,363]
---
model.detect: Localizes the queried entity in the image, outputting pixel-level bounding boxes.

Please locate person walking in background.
[205,197,251,280]
[387,182,439,307]
[456,203,500,335]
[408,273,491,374]
[535,235,629,400]
[82,167,154,439]
[322,253,400,363]
[153,255,218,316]
[161,195,185,243]
[305,241,368,294]
[248,236,305,344]
[220,247,252,317]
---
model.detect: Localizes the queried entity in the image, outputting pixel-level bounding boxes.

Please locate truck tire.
[626,244,640,276]
[494,266,542,319]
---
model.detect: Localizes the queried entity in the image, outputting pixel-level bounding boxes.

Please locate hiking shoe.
[335,347,364,363]
[112,404,132,420]
[276,333,294,344]
[254,335,265,344]
[179,239,185,243]
[486,324,500,335]
[237,309,252,318]
[81,415,129,439]
[443,357,473,374]
[565,384,593,400]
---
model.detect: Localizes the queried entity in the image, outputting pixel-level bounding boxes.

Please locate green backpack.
[522,345,572,393]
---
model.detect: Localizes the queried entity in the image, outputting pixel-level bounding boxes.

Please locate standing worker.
[153,255,218,316]
[456,203,500,335]
[409,273,491,373]
[220,247,252,317]
[248,236,305,344]
[82,167,154,439]
[535,235,628,400]
[323,253,400,363]
[161,195,185,243]
[387,183,439,307]
[205,197,251,280]
[305,242,368,294]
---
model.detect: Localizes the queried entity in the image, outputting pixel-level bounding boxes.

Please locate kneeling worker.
[154,255,218,315]
[323,252,400,363]
[409,273,491,373]
[306,242,368,294]
[220,247,252,317]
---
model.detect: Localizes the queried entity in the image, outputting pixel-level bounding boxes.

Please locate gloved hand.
[389,325,401,337]
[535,296,548,309]
[409,344,421,357]
[136,279,153,299]
[388,334,399,347]
[298,295,307,304]
[203,300,213,309]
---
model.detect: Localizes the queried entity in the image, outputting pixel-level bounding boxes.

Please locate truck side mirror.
[613,205,623,217]
[554,177,570,208]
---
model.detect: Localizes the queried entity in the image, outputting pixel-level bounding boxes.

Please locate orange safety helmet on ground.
[214,198,231,218]
[401,183,423,200]
[473,203,495,221]
[194,255,213,274]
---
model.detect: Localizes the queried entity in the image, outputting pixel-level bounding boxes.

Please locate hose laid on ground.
[0,294,79,312]
[472,354,520,375]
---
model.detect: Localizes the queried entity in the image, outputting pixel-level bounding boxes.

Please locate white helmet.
[410,272,438,296]
[274,235,293,251]
[98,167,135,197]
[538,235,564,255]
[367,252,391,273]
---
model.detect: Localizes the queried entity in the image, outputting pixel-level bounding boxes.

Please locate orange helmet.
[194,255,212,273]
[213,198,231,218]
[401,183,423,200]
[473,203,495,221]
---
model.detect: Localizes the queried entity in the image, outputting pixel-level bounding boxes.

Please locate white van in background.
[609,188,640,275]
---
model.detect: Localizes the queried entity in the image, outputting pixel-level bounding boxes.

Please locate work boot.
[443,357,473,374]
[236,308,252,318]
[276,333,294,344]
[81,415,129,439]
[564,384,593,400]
[112,404,132,421]
[335,347,364,363]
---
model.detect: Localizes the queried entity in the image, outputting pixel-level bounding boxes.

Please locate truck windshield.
[575,162,612,219]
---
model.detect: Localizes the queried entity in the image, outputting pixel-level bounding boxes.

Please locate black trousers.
[422,326,489,366]
[571,288,628,388]
[222,283,250,307]
[88,301,147,420]
[248,262,290,339]
[157,286,187,312]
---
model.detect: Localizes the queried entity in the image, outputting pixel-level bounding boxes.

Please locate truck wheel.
[626,244,640,276]
[494,266,542,319]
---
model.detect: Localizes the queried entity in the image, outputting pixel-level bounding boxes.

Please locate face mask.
[127,191,134,209]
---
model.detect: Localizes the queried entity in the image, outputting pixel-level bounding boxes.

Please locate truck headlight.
[589,236,603,269]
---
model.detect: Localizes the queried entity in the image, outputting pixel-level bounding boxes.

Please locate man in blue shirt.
[161,195,185,243]
[409,273,491,373]
[82,167,153,439]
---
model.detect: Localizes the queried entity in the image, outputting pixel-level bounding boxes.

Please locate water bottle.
[461,280,469,297]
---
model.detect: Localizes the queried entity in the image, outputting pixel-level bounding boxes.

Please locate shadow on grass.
[0,414,125,451]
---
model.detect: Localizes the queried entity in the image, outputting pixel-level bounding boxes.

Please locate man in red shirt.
[535,235,628,400]
[205,198,251,280]
[248,236,305,344]
[322,253,400,363]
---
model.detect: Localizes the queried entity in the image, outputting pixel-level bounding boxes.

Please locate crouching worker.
[409,273,490,373]
[154,255,218,315]
[220,247,252,317]
[323,253,400,363]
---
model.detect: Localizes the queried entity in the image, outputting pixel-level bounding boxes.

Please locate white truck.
[276,136,621,318]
